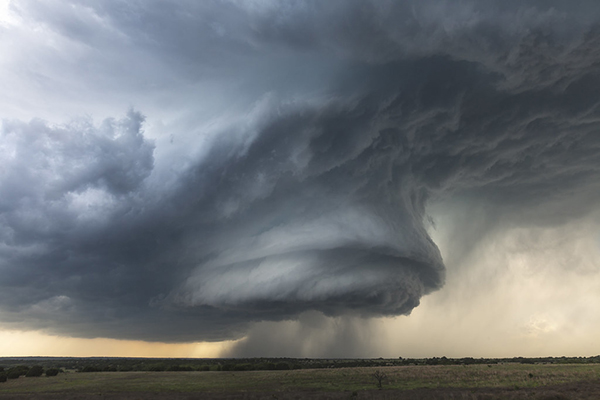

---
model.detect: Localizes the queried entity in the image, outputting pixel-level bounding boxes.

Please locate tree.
[45,368,61,377]
[7,370,22,379]
[26,366,44,377]
[7,366,29,379]
[372,370,387,389]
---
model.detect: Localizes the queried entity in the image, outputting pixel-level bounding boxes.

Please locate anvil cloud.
[1,0,600,344]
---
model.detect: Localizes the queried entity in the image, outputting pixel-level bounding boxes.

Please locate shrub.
[198,365,210,371]
[7,366,29,379]
[168,365,193,371]
[26,366,44,377]
[221,364,234,371]
[147,363,167,372]
[372,370,387,389]
[80,366,101,373]
[233,364,250,371]
[275,362,290,370]
[45,368,60,377]
[7,370,22,379]
[0,373,6,383]
[258,362,277,370]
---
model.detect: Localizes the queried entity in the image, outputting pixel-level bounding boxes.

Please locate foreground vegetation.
[0,362,599,399]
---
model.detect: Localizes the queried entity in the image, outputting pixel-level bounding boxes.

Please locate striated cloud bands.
[0,0,599,342]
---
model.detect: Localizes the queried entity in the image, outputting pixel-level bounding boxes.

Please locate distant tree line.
[1,355,600,380]
[0,365,62,382]
[77,360,300,372]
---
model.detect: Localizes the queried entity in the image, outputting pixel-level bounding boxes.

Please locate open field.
[1,364,600,399]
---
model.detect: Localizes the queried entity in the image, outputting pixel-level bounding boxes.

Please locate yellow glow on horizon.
[0,330,238,358]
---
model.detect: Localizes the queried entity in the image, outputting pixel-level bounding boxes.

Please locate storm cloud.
[1,0,600,344]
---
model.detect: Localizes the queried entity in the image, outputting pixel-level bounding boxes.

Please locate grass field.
[1,363,600,399]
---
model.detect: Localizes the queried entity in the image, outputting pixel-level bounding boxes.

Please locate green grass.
[0,364,599,394]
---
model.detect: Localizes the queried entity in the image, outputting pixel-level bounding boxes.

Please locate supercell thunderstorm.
[1,0,600,342]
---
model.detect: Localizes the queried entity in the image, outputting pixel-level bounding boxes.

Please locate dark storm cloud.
[1,0,600,342]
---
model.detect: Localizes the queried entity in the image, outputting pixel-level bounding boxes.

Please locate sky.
[0,0,600,358]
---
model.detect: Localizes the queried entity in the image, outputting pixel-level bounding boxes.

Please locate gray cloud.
[1,0,600,345]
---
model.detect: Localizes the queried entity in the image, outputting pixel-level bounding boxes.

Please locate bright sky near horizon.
[1,0,600,358]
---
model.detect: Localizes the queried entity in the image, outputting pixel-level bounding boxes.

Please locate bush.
[275,362,290,370]
[221,364,234,371]
[45,368,60,377]
[26,366,44,377]
[372,370,387,389]
[146,363,167,372]
[7,370,22,379]
[258,362,277,370]
[80,366,101,373]
[168,365,193,371]
[0,373,6,383]
[233,364,251,371]
[7,366,29,379]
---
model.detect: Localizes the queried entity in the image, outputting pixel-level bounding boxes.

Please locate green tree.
[26,366,44,377]
[7,366,29,379]
[45,368,60,377]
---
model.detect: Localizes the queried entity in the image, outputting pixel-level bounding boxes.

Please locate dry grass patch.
[0,364,598,396]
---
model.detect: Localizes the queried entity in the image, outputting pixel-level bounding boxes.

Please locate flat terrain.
[1,364,600,399]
